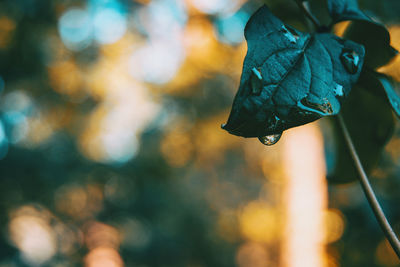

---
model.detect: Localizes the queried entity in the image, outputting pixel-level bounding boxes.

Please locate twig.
[294,0,321,29]
[337,114,400,259]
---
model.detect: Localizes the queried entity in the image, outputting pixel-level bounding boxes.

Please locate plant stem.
[337,114,400,259]
[294,0,321,29]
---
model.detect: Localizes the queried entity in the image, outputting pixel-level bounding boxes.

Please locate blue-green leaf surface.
[327,0,398,68]
[222,5,365,138]
[327,0,369,23]
[359,69,400,118]
[344,21,398,68]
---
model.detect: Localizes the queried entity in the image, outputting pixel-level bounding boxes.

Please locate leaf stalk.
[337,114,400,259]
[294,0,321,29]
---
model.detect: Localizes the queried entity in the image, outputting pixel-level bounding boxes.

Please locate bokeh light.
[80,80,159,163]
[85,247,124,267]
[282,124,327,267]
[8,206,57,265]
[0,16,16,49]
[58,0,127,51]
[189,0,240,15]
[84,221,123,267]
[0,91,34,146]
[117,218,152,250]
[375,239,399,267]
[93,8,127,45]
[323,209,345,244]
[129,40,185,84]
[215,11,249,45]
[0,0,399,266]
[236,242,271,267]
[239,201,279,243]
[137,0,187,39]
[1,91,33,123]
[58,8,93,51]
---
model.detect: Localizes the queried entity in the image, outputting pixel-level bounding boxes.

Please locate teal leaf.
[222,5,365,139]
[358,69,400,118]
[326,0,398,68]
[344,20,398,68]
[327,84,394,183]
[327,0,369,23]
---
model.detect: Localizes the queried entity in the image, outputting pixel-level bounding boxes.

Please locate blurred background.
[0,0,400,266]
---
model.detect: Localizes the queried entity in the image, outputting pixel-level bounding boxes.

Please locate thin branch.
[337,114,400,259]
[294,0,321,29]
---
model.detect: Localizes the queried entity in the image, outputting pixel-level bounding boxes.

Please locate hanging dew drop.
[340,50,360,74]
[258,133,282,146]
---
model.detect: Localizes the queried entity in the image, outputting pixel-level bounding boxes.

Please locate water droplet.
[340,49,360,74]
[280,25,299,44]
[258,133,282,146]
[297,98,333,116]
[333,83,344,97]
[250,67,263,95]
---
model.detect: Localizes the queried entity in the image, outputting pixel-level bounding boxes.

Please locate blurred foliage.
[0,0,400,267]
